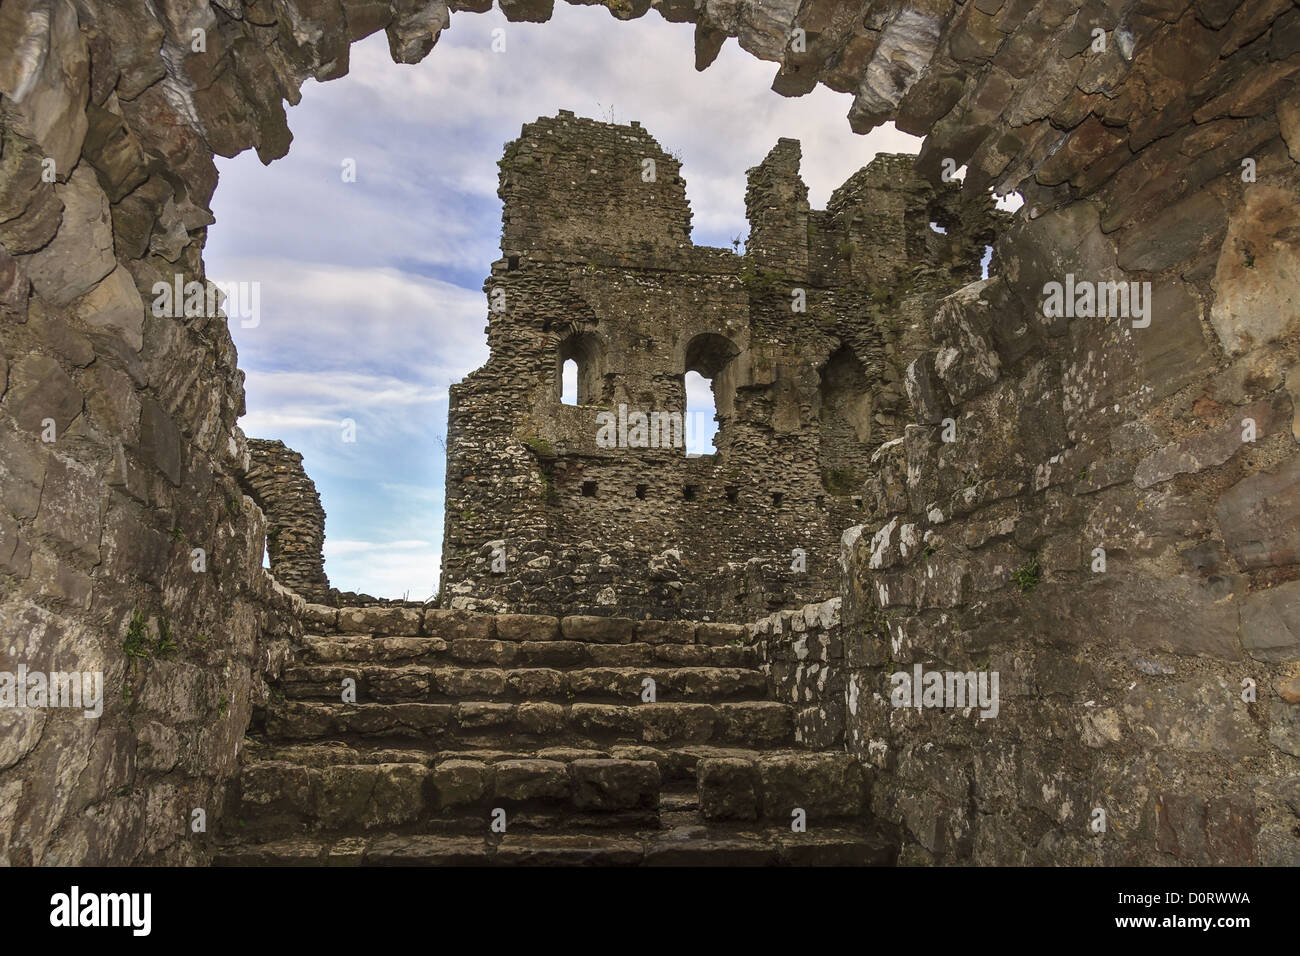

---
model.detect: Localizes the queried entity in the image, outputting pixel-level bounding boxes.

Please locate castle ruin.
[1,0,1298,869]
[439,111,1000,621]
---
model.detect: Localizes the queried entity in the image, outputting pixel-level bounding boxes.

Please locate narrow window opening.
[557,331,603,406]
[725,485,739,504]
[635,484,647,500]
[771,492,783,508]
[682,333,739,459]
[683,485,697,501]
[684,370,717,455]
[582,480,597,498]
[561,358,578,406]
[507,256,520,270]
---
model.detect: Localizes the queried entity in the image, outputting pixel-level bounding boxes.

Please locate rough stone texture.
[439,112,998,622]
[751,599,846,748]
[216,607,891,864]
[1,0,1298,868]
[244,439,332,604]
[780,137,1300,865]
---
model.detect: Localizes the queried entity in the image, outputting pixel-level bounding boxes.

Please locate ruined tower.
[439,112,999,621]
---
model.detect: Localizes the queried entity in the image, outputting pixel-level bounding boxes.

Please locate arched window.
[556,332,604,406]
[684,370,716,454]
[560,358,578,405]
[682,333,739,457]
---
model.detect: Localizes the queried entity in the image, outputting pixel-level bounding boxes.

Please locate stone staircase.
[214,607,896,866]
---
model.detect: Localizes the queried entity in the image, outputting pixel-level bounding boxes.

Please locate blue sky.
[206,3,933,599]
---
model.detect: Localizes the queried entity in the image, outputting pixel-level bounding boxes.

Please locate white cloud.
[237,411,342,431]
[325,537,443,599]
[326,538,434,556]
[223,258,487,375]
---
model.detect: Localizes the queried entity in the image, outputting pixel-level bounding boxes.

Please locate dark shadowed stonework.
[1,0,1298,866]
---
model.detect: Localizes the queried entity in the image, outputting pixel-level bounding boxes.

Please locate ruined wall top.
[441,112,1001,621]
[243,439,332,605]
[498,110,693,265]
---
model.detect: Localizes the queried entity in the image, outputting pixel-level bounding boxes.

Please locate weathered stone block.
[569,758,659,810]
[904,353,946,423]
[1123,677,1259,758]
[76,265,144,351]
[1135,395,1291,489]
[758,752,864,818]
[697,757,759,820]
[432,758,489,807]
[33,455,102,564]
[493,759,569,802]
[423,607,495,640]
[1240,581,1300,663]
[516,700,565,734]
[696,622,746,646]
[0,0,89,176]
[17,166,114,306]
[1210,185,1300,355]
[337,606,421,636]
[315,764,426,828]
[300,603,339,633]
[561,614,633,643]
[1268,700,1300,756]
[495,613,560,642]
[1217,456,1300,570]
[635,619,695,644]
[1154,792,1257,865]
[454,701,514,729]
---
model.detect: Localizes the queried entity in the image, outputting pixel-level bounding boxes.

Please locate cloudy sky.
[205,3,932,599]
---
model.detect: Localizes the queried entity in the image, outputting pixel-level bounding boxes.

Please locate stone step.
[213,824,897,866]
[694,750,866,822]
[300,635,759,669]
[234,756,662,835]
[244,741,860,808]
[264,700,795,749]
[232,743,863,844]
[280,663,769,703]
[303,607,749,649]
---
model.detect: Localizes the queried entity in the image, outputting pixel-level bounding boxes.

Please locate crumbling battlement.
[438,112,1001,621]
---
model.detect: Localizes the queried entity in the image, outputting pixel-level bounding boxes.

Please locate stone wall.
[244,438,332,604]
[440,112,998,622]
[751,598,846,750]
[746,148,1300,865]
[1,0,1297,866]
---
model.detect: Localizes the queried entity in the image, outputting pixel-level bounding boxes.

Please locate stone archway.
[1,0,1298,866]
